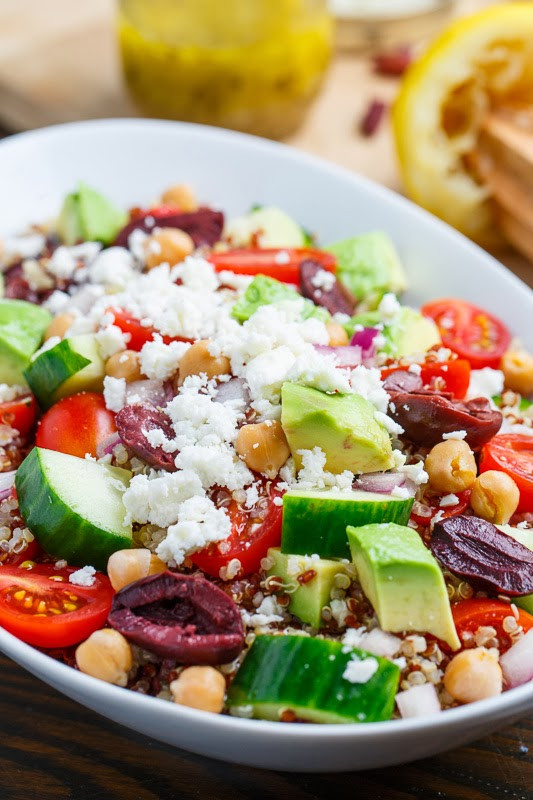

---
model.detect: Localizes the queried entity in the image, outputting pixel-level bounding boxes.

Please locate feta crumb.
[0,384,26,403]
[468,368,504,402]
[89,247,137,288]
[95,324,129,359]
[69,565,96,587]
[440,493,459,507]
[274,250,291,265]
[273,496,283,507]
[517,521,529,529]
[310,269,336,291]
[103,376,127,413]
[342,656,379,684]
[139,335,190,381]
[377,293,401,322]
[3,233,45,260]
[391,485,411,499]
[442,430,467,441]
[408,363,422,375]
[156,495,231,565]
[374,410,404,436]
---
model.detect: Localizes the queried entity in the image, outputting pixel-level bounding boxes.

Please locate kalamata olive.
[113,208,224,249]
[382,371,424,394]
[299,259,356,316]
[431,515,533,596]
[386,393,502,449]
[115,402,177,471]
[108,572,244,664]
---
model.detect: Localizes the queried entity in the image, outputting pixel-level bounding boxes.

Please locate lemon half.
[393,3,533,245]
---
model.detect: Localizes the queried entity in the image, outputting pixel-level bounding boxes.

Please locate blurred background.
[0,0,531,280]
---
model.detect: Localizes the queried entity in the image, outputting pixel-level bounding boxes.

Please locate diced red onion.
[126,379,171,408]
[0,470,16,502]
[314,344,362,369]
[500,629,533,688]
[361,628,401,658]
[396,684,442,719]
[354,472,406,494]
[96,432,122,459]
[350,326,379,351]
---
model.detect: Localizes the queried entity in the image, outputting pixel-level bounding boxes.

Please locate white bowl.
[0,119,531,772]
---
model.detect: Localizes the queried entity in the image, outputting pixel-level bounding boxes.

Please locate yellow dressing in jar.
[117,0,332,139]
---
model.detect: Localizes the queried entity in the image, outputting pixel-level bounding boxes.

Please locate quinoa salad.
[0,182,531,724]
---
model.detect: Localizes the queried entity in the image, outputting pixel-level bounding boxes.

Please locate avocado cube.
[347,522,460,650]
[0,299,52,385]
[327,232,407,309]
[281,382,394,474]
[267,548,348,628]
[231,275,328,324]
[57,183,127,245]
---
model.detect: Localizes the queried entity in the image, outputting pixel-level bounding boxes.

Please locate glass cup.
[117,0,333,139]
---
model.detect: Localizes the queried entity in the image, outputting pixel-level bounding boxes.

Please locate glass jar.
[117,0,333,139]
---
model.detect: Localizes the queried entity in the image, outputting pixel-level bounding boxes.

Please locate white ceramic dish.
[0,119,532,772]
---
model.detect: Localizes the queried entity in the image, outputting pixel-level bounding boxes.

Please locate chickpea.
[470,470,520,524]
[178,340,231,385]
[325,321,349,347]
[170,666,226,713]
[44,313,75,341]
[161,183,198,212]
[144,227,194,269]
[501,350,533,396]
[76,629,132,687]
[236,420,290,479]
[444,647,502,704]
[425,439,477,494]
[105,350,142,383]
[107,548,166,592]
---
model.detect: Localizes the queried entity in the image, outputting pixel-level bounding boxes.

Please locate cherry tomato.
[0,564,114,647]
[36,392,117,459]
[207,248,336,284]
[107,308,193,352]
[421,299,511,369]
[192,483,284,579]
[480,434,533,512]
[130,204,183,220]
[0,394,37,437]
[410,490,471,528]
[381,359,471,399]
[451,598,533,653]
[0,538,41,567]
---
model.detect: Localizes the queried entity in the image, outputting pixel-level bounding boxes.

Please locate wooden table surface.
[0,1,532,797]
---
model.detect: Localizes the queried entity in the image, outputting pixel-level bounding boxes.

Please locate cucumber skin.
[281,493,414,559]
[227,635,400,724]
[15,448,132,571]
[24,339,90,410]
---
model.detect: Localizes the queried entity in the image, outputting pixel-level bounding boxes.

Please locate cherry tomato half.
[207,248,336,284]
[0,394,37,438]
[451,598,533,653]
[0,564,114,647]
[381,359,471,399]
[36,392,117,459]
[480,434,533,513]
[421,299,511,370]
[410,490,471,528]
[107,308,193,352]
[192,483,284,579]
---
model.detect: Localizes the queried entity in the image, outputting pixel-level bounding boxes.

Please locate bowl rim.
[0,117,531,740]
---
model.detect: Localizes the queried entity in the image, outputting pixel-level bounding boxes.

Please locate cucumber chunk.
[227,634,400,723]
[24,334,105,409]
[281,489,413,558]
[15,447,133,571]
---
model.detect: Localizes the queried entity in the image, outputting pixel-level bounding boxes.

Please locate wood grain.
[0,654,531,800]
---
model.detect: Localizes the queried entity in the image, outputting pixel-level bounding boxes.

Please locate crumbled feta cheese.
[374,410,404,436]
[442,430,467,441]
[69,565,96,587]
[95,324,130,359]
[274,250,291,265]
[3,233,45,260]
[440,493,459,507]
[391,485,411,499]
[341,627,367,649]
[273,496,283,506]
[378,293,401,322]
[43,289,70,314]
[89,247,136,288]
[241,595,284,628]
[468,368,504,402]
[244,484,259,509]
[103,376,127,413]
[349,366,389,413]
[408,363,422,375]
[171,255,218,293]
[156,495,231,565]
[139,336,190,381]
[310,269,336,291]
[342,656,379,684]
[290,447,354,493]
[22,259,54,291]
